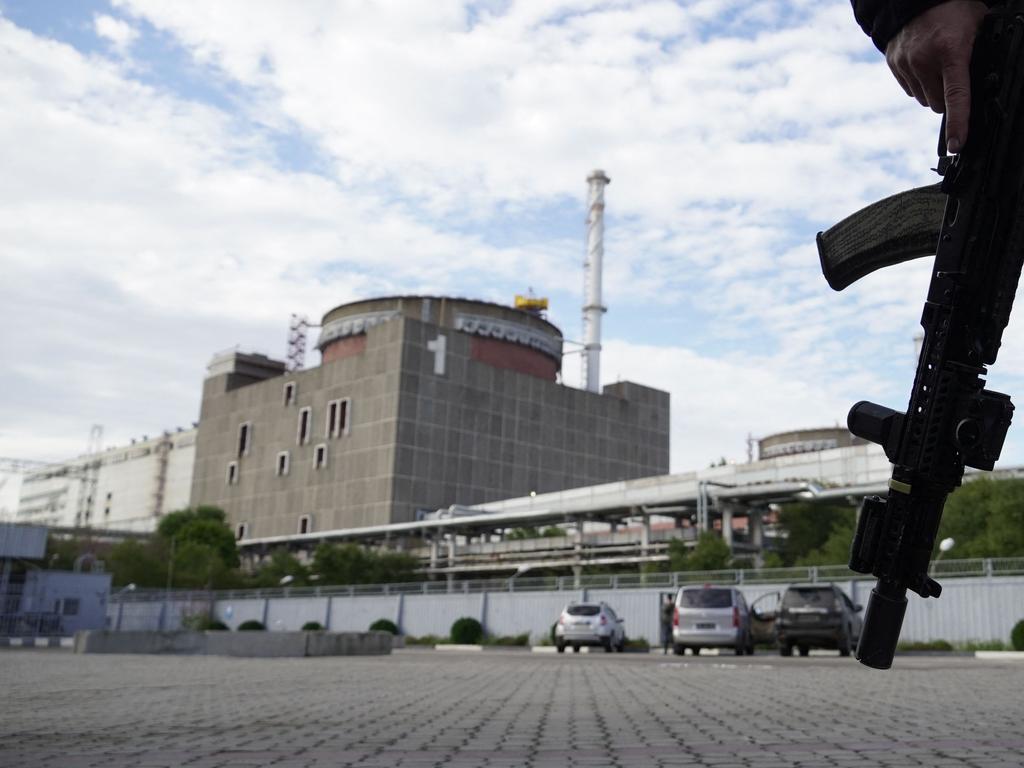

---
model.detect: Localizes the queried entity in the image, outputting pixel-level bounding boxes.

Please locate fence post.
[479,592,488,636]
[810,567,819,584]
[115,601,124,632]
[324,597,332,631]
[261,598,270,628]
[984,558,994,578]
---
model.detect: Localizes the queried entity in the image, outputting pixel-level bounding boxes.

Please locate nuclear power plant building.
[190,296,670,541]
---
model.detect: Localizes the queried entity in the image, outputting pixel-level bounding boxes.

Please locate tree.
[312,543,419,585]
[775,503,854,566]
[252,549,310,588]
[158,506,239,569]
[106,539,166,588]
[668,533,733,572]
[937,478,1024,558]
[795,516,856,567]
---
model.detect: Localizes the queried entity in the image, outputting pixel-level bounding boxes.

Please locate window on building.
[326,398,351,438]
[297,407,312,445]
[62,598,80,616]
[298,515,312,535]
[283,381,296,406]
[276,451,290,476]
[226,461,239,485]
[238,422,252,457]
[236,522,248,541]
[314,443,328,469]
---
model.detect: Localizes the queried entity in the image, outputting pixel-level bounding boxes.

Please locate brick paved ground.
[1,649,1022,767]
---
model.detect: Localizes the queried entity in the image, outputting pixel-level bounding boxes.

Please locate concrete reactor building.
[190,296,670,542]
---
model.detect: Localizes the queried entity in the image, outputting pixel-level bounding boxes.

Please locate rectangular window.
[62,598,80,616]
[314,443,328,469]
[237,422,252,457]
[236,522,248,541]
[226,461,239,485]
[283,381,296,406]
[298,515,312,535]
[276,451,290,476]
[297,407,312,445]
[326,398,352,438]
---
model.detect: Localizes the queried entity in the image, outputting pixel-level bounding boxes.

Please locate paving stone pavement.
[1,649,1022,767]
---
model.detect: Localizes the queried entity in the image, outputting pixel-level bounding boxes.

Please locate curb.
[0,637,73,649]
[434,644,533,652]
[975,651,1024,660]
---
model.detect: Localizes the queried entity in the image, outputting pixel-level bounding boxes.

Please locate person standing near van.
[660,595,674,654]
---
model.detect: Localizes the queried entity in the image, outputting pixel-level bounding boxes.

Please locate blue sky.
[4,0,1024,517]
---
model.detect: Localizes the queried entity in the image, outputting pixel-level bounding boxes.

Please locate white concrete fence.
[110,574,1024,646]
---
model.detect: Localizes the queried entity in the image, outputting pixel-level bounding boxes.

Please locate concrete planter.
[75,630,391,657]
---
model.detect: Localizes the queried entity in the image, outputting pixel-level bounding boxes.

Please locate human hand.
[885,0,988,154]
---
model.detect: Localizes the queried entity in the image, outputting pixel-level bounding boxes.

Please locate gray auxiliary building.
[190,296,669,541]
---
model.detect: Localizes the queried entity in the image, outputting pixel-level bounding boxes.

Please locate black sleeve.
[851,0,954,51]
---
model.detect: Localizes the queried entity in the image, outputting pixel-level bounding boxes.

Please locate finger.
[918,65,946,113]
[941,58,972,153]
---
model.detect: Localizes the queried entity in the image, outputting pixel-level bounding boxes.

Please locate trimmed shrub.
[404,634,443,645]
[206,620,230,631]
[1012,620,1024,651]
[302,621,324,631]
[483,633,529,646]
[450,617,484,644]
[237,620,266,631]
[370,618,399,635]
[897,640,954,652]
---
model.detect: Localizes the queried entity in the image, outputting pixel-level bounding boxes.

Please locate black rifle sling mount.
[816,1,1024,669]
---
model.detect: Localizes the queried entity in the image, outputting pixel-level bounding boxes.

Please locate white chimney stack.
[582,169,610,393]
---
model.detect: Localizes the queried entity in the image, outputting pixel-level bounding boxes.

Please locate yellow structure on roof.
[514,295,549,312]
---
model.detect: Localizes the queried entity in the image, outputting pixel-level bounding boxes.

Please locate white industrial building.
[15,429,197,532]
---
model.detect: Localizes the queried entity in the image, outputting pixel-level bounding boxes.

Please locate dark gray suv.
[776,584,863,657]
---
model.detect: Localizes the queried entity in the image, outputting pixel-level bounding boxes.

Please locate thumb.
[942,57,972,154]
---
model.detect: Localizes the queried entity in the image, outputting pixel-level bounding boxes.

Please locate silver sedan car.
[555,602,626,653]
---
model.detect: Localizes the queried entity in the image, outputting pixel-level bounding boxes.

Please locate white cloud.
[93,13,139,52]
[4,1,1024,477]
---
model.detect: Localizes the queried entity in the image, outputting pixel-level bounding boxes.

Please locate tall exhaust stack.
[582,169,610,393]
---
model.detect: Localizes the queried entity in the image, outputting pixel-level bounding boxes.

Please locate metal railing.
[109,556,1024,603]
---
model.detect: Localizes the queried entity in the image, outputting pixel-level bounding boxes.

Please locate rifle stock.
[820,2,1024,669]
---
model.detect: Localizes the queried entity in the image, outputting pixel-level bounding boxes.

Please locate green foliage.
[897,640,954,652]
[482,633,530,646]
[761,551,785,569]
[370,619,399,635]
[450,617,484,644]
[404,635,444,645]
[776,503,854,566]
[1012,620,1024,651]
[183,613,230,631]
[506,526,564,540]
[795,514,856,567]
[312,543,418,585]
[106,539,166,588]
[252,549,309,588]
[937,478,1024,558]
[158,507,239,569]
[625,638,650,651]
[669,533,732,571]
[959,640,1008,651]
[237,620,265,631]
[301,621,324,631]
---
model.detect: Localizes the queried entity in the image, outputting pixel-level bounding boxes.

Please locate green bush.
[483,633,529,646]
[237,620,266,631]
[182,613,229,631]
[301,621,324,631]
[896,640,954,652]
[959,640,1008,651]
[404,634,444,645]
[370,618,399,635]
[1012,620,1024,651]
[450,617,484,644]
[625,638,649,652]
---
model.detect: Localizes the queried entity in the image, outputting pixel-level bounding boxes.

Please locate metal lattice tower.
[581,170,610,393]
[286,314,310,372]
[75,424,103,527]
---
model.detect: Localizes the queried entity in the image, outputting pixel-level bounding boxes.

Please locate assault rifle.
[816,2,1024,669]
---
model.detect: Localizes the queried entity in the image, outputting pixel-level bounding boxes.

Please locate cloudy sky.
[4,0,1024,513]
